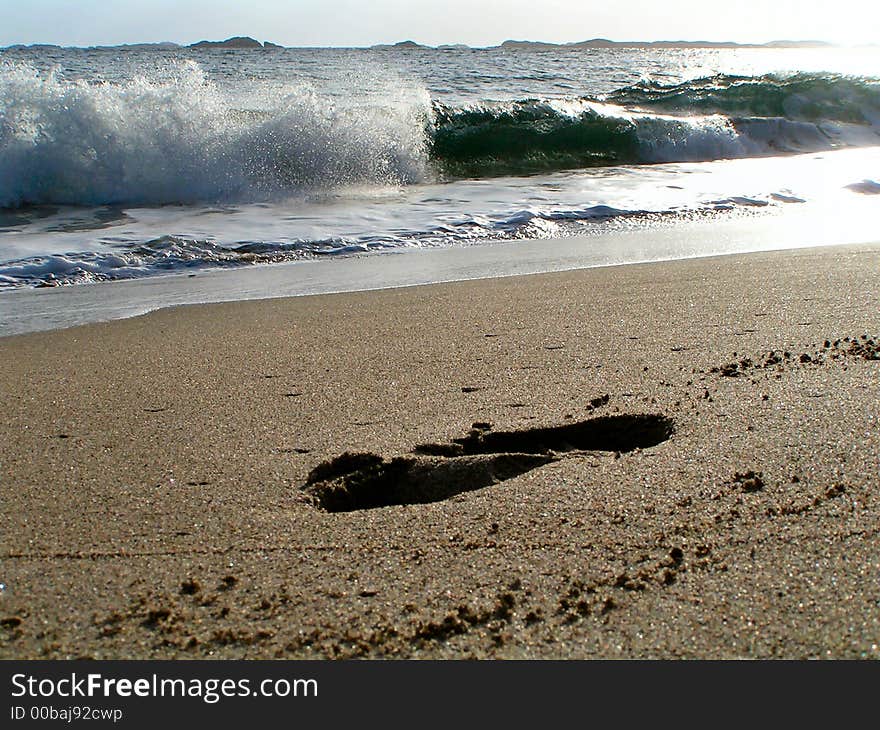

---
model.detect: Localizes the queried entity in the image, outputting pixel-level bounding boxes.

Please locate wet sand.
[1,243,879,658]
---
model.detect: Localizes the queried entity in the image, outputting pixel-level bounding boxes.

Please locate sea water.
[0,45,878,333]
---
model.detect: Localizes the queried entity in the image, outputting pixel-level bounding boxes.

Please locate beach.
[1,242,878,659]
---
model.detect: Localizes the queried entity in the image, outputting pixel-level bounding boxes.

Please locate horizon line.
[1,36,863,51]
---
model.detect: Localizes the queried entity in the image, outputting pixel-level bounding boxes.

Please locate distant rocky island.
[188,36,283,49]
[495,38,833,50]
[2,43,64,50]
[371,38,834,51]
[371,40,424,50]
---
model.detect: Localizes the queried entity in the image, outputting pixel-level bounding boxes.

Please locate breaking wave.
[0,61,431,207]
[1,64,878,207]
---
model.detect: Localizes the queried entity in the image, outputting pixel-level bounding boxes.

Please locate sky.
[1,0,877,48]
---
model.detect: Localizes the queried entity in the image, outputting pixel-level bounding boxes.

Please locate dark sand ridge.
[0,243,878,658]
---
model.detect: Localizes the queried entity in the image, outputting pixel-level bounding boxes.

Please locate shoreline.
[1,243,879,659]
[3,193,880,338]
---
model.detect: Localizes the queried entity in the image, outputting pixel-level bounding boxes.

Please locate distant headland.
[372,38,835,51]
[1,37,284,51]
[1,36,843,52]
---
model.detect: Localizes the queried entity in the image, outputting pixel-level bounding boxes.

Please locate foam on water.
[3,61,879,209]
[0,60,432,207]
[3,145,879,289]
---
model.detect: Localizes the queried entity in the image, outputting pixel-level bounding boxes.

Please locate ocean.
[0,44,878,334]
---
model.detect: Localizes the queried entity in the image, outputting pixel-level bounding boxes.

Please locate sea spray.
[0,60,433,207]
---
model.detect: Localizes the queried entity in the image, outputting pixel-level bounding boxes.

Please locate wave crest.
[606,72,880,125]
[1,65,879,205]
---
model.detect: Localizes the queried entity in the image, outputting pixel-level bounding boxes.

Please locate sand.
[1,243,878,659]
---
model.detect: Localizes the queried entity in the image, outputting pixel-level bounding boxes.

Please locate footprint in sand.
[300,414,674,512]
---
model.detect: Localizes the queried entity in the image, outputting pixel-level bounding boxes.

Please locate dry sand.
[1,243,878,659]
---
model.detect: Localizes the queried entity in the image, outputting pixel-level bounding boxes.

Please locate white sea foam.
[0,60,432,207]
